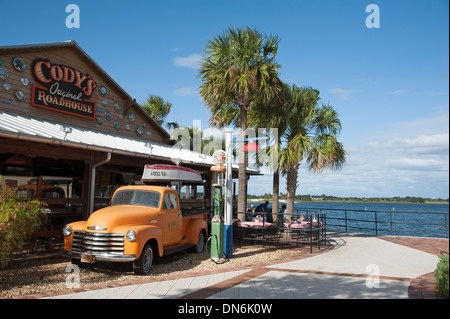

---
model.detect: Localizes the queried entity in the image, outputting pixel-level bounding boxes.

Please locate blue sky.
[1,0,448,198]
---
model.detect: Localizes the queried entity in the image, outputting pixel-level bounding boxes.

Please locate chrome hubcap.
[143,247,153,273]
[197,233,204,252]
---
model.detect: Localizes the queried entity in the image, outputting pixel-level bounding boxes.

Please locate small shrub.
[0,178,47,269]
[435,255,449,299]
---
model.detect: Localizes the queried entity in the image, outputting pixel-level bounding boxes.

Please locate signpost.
[224,130,233,259]
[223,132,270,259]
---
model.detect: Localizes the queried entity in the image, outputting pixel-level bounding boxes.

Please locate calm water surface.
[267,202,449,238]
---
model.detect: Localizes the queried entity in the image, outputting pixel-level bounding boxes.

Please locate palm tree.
[278,85,346,219]
[199,26,283,217]
[140,94,179,130]
[248,83,288,220]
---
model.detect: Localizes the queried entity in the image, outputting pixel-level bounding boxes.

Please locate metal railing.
[299,207,449,239]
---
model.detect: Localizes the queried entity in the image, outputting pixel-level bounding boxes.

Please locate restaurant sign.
[31,58,97,119]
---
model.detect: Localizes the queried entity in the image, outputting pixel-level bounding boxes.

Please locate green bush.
[435,255,449,299]
[0,178,47,269]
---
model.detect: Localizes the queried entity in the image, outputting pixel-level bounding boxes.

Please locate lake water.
[268,202,449,239]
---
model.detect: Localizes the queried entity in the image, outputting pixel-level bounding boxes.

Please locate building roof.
[0,40,170,140]
[0,110,261,175]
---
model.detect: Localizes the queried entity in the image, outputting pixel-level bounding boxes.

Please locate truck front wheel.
[133,244,153,275]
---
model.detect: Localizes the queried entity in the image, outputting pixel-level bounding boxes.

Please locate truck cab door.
[161,193,183,246]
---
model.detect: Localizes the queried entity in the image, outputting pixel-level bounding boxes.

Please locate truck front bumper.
[66,250,136,263]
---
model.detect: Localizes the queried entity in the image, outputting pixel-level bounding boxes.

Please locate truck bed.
[181,208,210,217]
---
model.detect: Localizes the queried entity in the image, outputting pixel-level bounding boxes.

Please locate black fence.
[301,207,449,239]
[233,211,327,253]
[233,206,449,253]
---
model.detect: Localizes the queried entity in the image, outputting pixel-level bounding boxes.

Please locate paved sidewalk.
[40,231,446,299]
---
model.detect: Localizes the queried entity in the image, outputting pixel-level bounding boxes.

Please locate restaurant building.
[0,41,258,232]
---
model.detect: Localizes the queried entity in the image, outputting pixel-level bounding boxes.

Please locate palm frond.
[140,94,174,127]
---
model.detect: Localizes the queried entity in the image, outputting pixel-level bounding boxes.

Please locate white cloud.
[174,87,198,96]
[248,131,449,198]
[387,89,408,95]
[247,111,449,198]
[386,89,448,97]
[390,114,449,136]
[386,158,444,170]
[329,88,349,100]
[340,132,449,196]
[173,54,202,69]
[369,134,449,155]
[412,90,449,97]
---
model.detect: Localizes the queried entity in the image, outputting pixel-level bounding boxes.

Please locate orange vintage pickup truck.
[62,185,208,275]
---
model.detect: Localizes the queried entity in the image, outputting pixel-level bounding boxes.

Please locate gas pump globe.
[210,165,225,186]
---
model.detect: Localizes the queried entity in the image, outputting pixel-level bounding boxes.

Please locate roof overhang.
[0,110,261,176]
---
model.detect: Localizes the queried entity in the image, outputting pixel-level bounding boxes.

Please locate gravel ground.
[0,243,317,299]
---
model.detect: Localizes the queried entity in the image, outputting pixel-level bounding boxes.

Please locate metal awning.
[0,110,260,174]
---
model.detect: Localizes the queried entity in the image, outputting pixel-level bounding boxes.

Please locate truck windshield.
[111,190,161,208]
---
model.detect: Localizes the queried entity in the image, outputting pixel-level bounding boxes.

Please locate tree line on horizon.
[248,193,449,203]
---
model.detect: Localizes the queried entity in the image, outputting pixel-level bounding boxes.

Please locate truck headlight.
[126,230,136,242]
[63,225,72,237]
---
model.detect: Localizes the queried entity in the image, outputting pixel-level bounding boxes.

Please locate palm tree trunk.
[285,164,299,221]
[237,107,248,221]
[271,135,281,222]
[272,169,279,221]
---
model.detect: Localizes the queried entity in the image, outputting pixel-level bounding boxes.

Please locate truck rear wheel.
[193,231,205,253]
[133,244,153,275]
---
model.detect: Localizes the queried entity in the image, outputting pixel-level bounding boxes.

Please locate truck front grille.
[71,231,124,255]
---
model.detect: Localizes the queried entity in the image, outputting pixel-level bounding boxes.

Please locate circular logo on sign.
[0,66,8,80]
[212,150,226,165]
[13,57,26,71]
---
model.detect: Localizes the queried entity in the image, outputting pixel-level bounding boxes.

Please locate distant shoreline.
[247,199,449,205]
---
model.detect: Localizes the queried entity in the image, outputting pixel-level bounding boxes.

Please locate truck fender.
[184,218,208,245]
[117,225,163,259]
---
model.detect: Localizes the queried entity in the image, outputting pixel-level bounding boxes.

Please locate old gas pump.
[210,164,225,262]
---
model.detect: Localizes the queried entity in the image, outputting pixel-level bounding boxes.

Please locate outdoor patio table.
[284,222,310,229]
[284,221,323,228]
[237,221,275,228]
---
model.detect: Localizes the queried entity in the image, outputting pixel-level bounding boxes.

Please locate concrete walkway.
[41,231,443,300]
